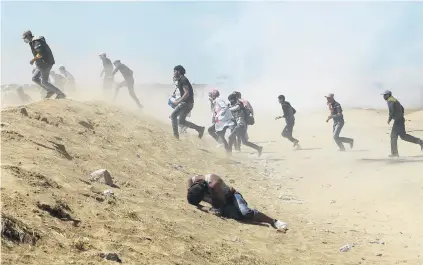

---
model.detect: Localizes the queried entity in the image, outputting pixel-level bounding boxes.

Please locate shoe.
[350,139,354,149]
[272,220,289,233]
[293,140,299,148]
[338,148,346,152]
[258,146,263,157]
[198,126,205,139]
[388,154,399,158]
[56,93,66,99]
[45,91,55,99]
[294,144,302,151]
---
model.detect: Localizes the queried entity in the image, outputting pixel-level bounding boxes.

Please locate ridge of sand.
[1,99,422,265]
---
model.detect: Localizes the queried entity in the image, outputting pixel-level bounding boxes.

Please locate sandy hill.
[1,99,422,265]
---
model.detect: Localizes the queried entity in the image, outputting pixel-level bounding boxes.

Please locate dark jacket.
[281,101,296,124]
[328,100,344,123]
[386,96,404,122]
[112,63,133,79]
[29,36,55,69]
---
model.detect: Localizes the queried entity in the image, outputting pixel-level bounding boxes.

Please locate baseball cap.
[324,93,334,98]
[381,90,392,95]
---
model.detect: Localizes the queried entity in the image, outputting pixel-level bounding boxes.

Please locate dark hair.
[187,181,207,205]
[228,92,238,101]
[174,65,186,75]
[278,95,285,101]
[234,91,241,98]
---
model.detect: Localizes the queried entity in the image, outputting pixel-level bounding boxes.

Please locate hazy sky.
[1,1,422,108]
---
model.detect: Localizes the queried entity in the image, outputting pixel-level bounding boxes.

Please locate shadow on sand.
[358,157,423,164]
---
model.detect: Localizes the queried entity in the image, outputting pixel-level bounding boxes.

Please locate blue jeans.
[32,66,63,95]
[333,121,353,150]
[221,192,258,221]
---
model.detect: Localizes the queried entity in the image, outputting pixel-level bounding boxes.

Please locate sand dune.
[1,98,422,265]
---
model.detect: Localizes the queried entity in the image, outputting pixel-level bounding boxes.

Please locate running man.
[228,92,263,156]
[325,93,354,151]
[207,89,234,153]
[58,65,76,92]
[382,90,423,157]
[111,60,143,108]
[275,95,300,149]
[22,30,66,99]
[170,65,205,139]
[99,53,114,91]
[186,174,289,232]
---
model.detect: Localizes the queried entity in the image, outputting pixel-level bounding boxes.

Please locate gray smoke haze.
[202,2,423,111]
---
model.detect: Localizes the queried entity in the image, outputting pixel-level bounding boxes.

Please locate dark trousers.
[282,122,298,143]
[208,125,231,152]
[32,66,64,96]
[114,76,141,107]
[171,102,202,138]
[228,124,260,151]
[333,121,353,150]
[390,117,421,155]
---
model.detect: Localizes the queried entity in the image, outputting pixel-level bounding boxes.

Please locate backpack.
[244,105,255,125]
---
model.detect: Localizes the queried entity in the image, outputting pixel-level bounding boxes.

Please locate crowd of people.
[12,29,423,230]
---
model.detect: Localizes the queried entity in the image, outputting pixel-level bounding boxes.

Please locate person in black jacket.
[111,60,143,109]
[170,65,205,139]
[382,90,423,157]
[275,95,301,149]
[22,30,66,99]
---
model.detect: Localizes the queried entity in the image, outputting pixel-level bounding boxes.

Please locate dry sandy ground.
[1,95,422,265]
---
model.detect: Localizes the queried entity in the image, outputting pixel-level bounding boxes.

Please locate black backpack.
[244,106,255,125]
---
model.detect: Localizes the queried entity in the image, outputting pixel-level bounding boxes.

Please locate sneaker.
[56,93,66,99]
[258,146,263,157]
[45,91,55,99]
[198,126,205,139]
[272,220,289,233]
[293,140,299,148]
[388,154,399,158]
[294,144,302,151]
[349,139,354,149]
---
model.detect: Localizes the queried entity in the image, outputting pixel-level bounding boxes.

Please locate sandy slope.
[1,98,422,265]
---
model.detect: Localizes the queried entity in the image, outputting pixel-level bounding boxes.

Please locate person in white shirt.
[207,89,235,153]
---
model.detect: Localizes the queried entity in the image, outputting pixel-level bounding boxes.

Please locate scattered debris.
[72,237,90,251]
[103,189,114,196]
[99,253,122,263]
[376,253,383,257]
[89,169,114,186]
[369,239,385,245]
[78,120,94,130]
[136,153,140,158]
[1,214,40,245]
[330,200,336,204]
[340,243,354,252]
[20,107,28,116]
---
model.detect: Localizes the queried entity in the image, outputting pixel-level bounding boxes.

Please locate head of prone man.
[187,179,208,206]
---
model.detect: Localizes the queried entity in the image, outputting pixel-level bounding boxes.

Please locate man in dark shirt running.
[22,30,66,99]
[382,90,423,157]
[325,93,354,151]
[111,60,143,109]
[99,53,114,91]
[275,95,300,149]
[169,65,205,139]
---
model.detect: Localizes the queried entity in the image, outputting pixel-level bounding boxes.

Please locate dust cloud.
[202,2,423,111]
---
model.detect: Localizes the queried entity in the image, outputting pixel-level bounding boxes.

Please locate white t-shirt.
[212,97,235,132]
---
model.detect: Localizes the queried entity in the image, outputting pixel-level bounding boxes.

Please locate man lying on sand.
[186,174,288,232]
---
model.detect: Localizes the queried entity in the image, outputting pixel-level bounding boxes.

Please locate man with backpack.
[228,92,263,156]
[233,91,255,151]
[22,30,66,99]
[275,95,301,149]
